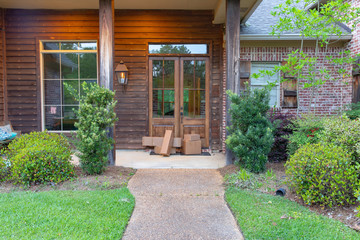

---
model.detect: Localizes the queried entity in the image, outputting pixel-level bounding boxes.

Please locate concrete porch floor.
[115,150,227,169]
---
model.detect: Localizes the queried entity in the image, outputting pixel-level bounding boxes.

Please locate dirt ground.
[218,162,360,231]
[0,166,136,193]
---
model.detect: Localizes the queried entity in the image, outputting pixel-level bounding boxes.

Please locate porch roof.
[0,0,262,24]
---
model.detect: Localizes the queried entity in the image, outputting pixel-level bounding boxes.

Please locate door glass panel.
[195,60,206,89]
[164,61,174,88]
[43,54,60,79]
[183,60,206,119]
[183,60,194,88]
[152,90,162,118]
[152,60,162,88]
[61,53,78,79]
[152,60,175,118]
[80,53,97,79]
[163,90,174,117]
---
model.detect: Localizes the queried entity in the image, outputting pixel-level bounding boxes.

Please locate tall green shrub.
[226,87,274,173]
[72,83,117,175]
[286,143,360,208]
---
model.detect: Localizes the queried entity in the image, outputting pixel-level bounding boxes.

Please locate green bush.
[343,102,360,120]
[2,131,74,185]
[226,87,274,173]
[321,115,360,165]
[285,143,360,207]
[225,169,260,190]
[0,157,8,181]
[286,115,324,156]
[71,83,117,175]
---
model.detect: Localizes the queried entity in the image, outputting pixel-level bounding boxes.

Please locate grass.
[226,188,360,240]
[0,188,134,239]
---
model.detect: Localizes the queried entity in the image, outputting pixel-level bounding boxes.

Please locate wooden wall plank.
[5,9,223,150]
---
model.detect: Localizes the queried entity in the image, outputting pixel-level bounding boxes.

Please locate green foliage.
[286,115,324,156]
[285,143,360,207]
[226,188,360,239]
[2,131,74,185]
[225,169,260,190]
[226,87,274,173]
[320,115,360,165]
[70,82,117,175]
[0,158,8,181]
[343,102,360,120]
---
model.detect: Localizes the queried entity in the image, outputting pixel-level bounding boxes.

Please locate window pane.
[63,106,78,130]
[45,106,61,131]
[149,44,208,54]
[44,80,61,105]
[61,53,78,79]
[62,80,79,105]
[61,42,79,50]
[43,42,59,50]
[195,60,206,89]
[152,90,162,118]
[43,54,60,79]
[194,90,206,118]
[183,60,194,88]
[163,60,174,88]
[163,90,174,118]
[80,53,97,79]
[152,60,162,88]
[79,42,97,50]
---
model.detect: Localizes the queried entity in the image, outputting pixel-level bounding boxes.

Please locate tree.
[253,0,360,113]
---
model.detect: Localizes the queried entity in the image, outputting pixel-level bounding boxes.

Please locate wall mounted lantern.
[115,61,129,85]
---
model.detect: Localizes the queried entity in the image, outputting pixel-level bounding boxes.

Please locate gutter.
[240,34,353,41]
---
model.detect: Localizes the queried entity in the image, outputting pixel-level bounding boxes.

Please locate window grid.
[41,41,98,132]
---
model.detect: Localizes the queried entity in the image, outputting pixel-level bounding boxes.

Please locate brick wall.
[347,0,360,56]
[221,46,353,152]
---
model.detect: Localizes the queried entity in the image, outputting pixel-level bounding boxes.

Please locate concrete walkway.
[122,169,243,240]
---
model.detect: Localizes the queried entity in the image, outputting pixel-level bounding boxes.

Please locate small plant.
[268,112,293,162]
[226,86,274,173]
[68,82,118,175]
[2,131,74,185]
[0,157,9,181]
[343,102,360,120]
[225,169,260,190]
[286,115,324,156]
[285,143,360,208]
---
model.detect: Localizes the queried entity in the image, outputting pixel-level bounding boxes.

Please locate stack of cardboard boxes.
[182,134,202,155]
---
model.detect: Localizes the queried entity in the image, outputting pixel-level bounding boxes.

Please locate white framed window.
[40,41,98,131]
[250,62,281,107]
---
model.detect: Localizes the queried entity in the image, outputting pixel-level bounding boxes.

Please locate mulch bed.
[0,166,136,193]
[218,162,360,231]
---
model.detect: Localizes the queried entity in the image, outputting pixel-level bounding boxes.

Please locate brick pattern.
[221,46,353,152]
[347,0,360,56]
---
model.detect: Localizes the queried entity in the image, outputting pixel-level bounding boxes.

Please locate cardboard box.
[182,140,202,155]
[160,130,174,156]
[153,137,163,147]
[173,138,182,147]
[142,137,153,146]
[184,134,200,141]
[154,146,162,154]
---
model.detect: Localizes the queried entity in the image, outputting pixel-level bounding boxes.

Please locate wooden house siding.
[4,9,223,150]
[0,9,5,121]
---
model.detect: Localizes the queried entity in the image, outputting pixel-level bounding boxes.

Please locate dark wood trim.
[2,8,7,121]
[226,0,241,163]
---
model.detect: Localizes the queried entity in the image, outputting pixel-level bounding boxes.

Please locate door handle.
[180,111,183,123]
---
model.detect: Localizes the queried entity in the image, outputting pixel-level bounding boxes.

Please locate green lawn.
[226,188,360,240]
[0,188,134,239]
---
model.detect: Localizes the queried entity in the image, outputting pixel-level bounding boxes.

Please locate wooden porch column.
[99,0,115,165]
[225,0,241,164]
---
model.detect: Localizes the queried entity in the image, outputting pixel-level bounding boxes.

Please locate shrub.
[268,112,293,162]
[226,87,274,173]
[0,157,8,181]
[286,115,324,156]
[225,169,260,190]
[285,143,359,207]
[2,131,74,185]
[70,82,117,175]
[321,115,360,165]
[343,102,360,120]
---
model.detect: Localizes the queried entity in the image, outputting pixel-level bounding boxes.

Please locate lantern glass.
[115,62,128,85]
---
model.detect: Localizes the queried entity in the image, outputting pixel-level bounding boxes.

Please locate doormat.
[149,151,211,156]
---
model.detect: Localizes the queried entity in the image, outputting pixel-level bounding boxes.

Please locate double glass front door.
[149,57,209,147]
